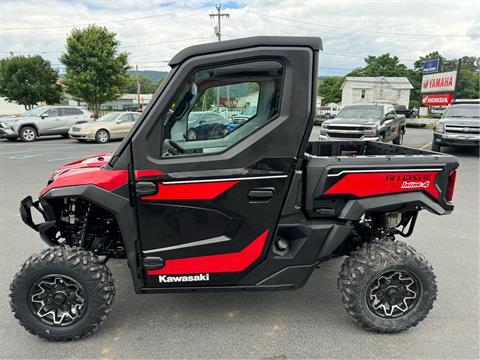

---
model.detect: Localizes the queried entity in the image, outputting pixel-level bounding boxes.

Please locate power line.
[253,12,479,38]
[1,7,203,31]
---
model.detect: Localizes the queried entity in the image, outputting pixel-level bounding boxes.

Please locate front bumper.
[0,125,17,138]
[433,132,480,147]
[20,196,58,245]
[320,134,379,141]
[68,131,94,140]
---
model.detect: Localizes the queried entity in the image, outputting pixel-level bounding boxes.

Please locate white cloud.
[1,0,479,76]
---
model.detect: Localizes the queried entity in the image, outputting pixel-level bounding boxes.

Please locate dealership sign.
[421,93,454,107]
[423,59,439,74]
[421,71,457,93]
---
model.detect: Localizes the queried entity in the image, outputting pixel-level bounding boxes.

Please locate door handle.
[135,181,157,196]
[248,187,275,201]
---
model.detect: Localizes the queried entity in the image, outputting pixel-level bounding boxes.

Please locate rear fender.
[338,192,451,221]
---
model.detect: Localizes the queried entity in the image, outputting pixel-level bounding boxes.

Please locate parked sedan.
[69,112,141,143]
[186,112,230,140]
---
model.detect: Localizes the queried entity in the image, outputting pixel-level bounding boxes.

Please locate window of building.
[160,60,284,157]
[397,89,401,98]
[361,89,366,99]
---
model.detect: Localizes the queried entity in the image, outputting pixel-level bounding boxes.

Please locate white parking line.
[0,144,109,156]
[419,142,432,150]
[47,155,97,162]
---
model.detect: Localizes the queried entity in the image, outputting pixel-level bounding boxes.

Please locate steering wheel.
[163,139,186,156]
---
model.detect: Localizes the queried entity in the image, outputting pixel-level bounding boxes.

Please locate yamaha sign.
[421,71,457,93]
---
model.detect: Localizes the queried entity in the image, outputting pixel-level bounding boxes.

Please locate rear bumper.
[20,196,58,246]
[434,132,480,147]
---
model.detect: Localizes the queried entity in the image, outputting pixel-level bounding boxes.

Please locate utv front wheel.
[10,247,115,341]
[338,239,437,333]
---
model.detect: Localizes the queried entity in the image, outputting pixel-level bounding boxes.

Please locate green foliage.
[317,76,344,104]
[126,70,168,83]
[125,76,159,94]
[0,55,62,109]
[60,25,129,115]
[353,54,410,77]
[456,68,479,98]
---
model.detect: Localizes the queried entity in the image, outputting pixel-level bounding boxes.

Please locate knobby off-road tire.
[338,239,437,333]
[10,246,115,341]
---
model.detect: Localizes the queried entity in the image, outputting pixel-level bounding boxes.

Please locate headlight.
[320,125,328,135]
[434,122,444,133]
[364,125,378,137]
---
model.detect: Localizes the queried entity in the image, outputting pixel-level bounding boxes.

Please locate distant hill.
[127,70,168,84]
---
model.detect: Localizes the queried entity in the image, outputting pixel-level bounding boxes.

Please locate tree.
[125,75,159,94]
[61,25,129,116]
[0,55,62,109]
[353,54,410,77]
[317,76,344,104]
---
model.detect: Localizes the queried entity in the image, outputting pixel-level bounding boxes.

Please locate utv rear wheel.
[338,239,437,333]
[10,246,115,341]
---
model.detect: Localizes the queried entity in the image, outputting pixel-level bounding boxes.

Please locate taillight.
[446,169,457,202]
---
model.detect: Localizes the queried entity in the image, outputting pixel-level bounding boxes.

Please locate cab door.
[129,45,318,288]
[38,108,63,134]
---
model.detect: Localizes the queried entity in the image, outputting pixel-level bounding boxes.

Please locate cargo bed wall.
[303,141,458,219]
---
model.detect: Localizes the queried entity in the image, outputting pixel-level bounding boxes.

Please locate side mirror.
[432,113,442,119]
[40,113,49,119]
[115,120,122,124]
[384,113,396,121]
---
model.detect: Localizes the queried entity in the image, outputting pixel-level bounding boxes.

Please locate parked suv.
[0,106,92,142]
[320,104,405,144]
[432,100,480,152]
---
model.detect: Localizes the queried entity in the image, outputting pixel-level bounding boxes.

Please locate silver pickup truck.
[0,106,92,142]
[432,100,480,151]
[319,104,406,144]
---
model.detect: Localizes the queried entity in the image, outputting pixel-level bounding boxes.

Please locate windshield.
[97,113,120,122]
[444,105,480,118]
[337,106,383,119]
[20,107,47,117]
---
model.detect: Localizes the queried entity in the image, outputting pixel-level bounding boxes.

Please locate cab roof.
[169,36,323,66]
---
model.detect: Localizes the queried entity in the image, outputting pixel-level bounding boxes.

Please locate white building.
[0,97,29,115]
[341,77,413,107]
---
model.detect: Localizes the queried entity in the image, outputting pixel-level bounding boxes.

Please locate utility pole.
[209,4,229,109]
[209,4,229,42]
[136,65,141,109]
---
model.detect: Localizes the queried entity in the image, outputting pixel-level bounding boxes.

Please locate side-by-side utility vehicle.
[11,37,459,341]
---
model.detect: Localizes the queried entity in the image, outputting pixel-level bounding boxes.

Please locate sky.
[1,0,479,76]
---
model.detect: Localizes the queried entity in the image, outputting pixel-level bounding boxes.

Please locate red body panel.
[39,152,128,196]
[40,169,128,196]
[324,171,440,199]
[142,181,238,201]
[147,229,269,275]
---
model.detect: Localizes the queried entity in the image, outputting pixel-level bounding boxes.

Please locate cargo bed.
[303,141,458,219]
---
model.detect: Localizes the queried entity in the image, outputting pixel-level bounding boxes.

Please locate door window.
[42,108,59,117]
[161,60,283,157]
[119,113,133,122]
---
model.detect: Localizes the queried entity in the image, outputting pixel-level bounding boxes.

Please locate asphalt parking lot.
[0,127,478,359]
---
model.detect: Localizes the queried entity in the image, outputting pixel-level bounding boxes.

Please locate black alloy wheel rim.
[366,270,420,318]
[28,274,87,327]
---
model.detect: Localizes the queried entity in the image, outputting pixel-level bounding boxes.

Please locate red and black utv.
[11,37,458,341]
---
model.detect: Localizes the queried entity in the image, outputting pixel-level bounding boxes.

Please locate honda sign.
[421,71,457,93]
[421,94,454,107]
